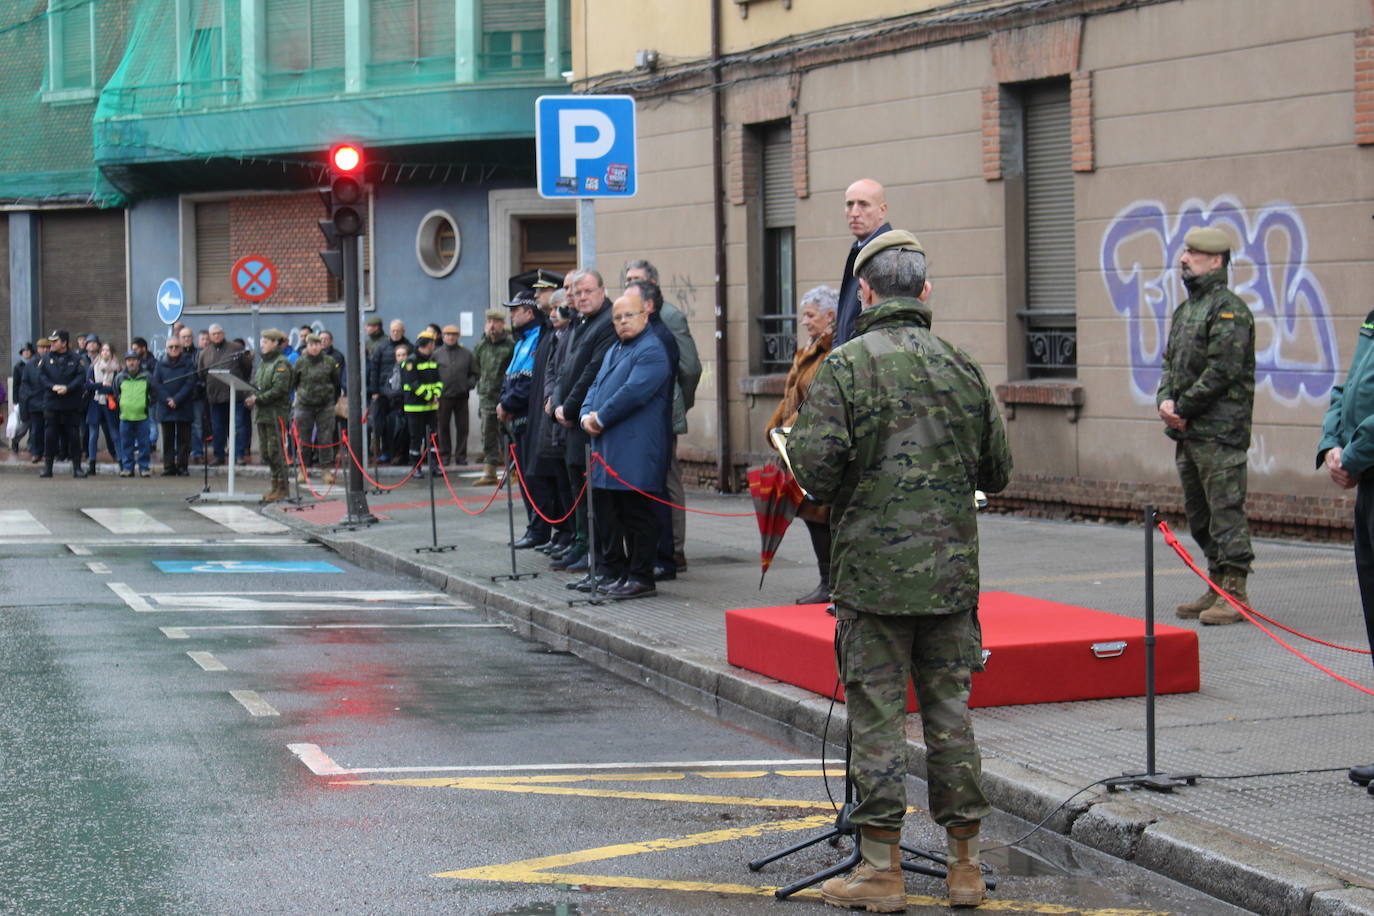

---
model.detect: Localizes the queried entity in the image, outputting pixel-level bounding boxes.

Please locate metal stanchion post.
[569,443,609,606]
[416,434,455,553]
[1105,505,1198,793]
[491,431,536,582]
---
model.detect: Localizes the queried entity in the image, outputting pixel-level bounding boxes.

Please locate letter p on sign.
[536,95,637,199]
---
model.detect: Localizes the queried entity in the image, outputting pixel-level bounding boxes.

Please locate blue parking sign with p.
[536,95,637,199]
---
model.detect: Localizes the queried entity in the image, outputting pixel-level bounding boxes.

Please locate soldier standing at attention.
[245,329,292,503]
[788,230,1012,911]
[473,309,514,485]
[1158,225,1256,625]
[291,333,342,485]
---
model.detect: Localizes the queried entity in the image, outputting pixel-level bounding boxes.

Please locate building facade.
[572,0,1373,535]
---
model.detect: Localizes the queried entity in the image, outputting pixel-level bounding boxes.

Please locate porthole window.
[416,210,461,278]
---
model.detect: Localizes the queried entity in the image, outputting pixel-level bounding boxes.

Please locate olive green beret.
[364,316,383,327]
[1183,225,1233,255]
[853,229,926,277]
[485,308,507,321]
[261,328,287,343]
[305,333,322,344]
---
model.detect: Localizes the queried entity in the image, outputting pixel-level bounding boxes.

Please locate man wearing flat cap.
[788,230,1012,910]
[434,323,478,467]
[1158,225,1256,626]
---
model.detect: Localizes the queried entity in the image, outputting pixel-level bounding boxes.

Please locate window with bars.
[369,0,456,86]
[756,122,796,373]
[1018,80,1076,378]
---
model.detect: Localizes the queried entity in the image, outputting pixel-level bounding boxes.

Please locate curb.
[295,519,1368,915]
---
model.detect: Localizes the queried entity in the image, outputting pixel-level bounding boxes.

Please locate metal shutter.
[371,0,414,63]
[310,0,345,69]
[59,5,92,89]
[419,0,455,59]
[762,123,794,230]
[266,0,307,71]
[482,0,543,31]
[1024,82,1074,315]
[39,210,126,347]
[196,201,233,305]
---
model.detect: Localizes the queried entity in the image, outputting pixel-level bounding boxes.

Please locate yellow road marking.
[341,775,834,809]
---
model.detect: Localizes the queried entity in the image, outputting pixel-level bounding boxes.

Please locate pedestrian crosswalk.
[0,506,295,538]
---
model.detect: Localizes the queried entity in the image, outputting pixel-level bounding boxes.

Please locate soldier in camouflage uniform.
[1157,225,1256,625]
[473,308,515,484]
[245,329,293,502]
[789,230,1012,911]
[291,333,342,485]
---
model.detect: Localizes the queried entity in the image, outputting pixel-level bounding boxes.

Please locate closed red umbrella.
[748,461,804,588]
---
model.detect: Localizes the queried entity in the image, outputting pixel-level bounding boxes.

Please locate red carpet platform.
[725,591,1199,708]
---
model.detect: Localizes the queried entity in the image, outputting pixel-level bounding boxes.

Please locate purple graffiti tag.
[1100,195,1338,406]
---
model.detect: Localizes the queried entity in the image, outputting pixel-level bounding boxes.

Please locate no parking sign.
[231,254,278,302]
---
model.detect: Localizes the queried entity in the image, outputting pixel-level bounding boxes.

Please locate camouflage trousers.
[292,403,336,468]
[1175,440,1253,574]
[834,606,990,831]
[479,404,503,466]
[256,420,287,482]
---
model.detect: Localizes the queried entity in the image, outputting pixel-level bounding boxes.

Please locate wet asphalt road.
[0,472,1250,915]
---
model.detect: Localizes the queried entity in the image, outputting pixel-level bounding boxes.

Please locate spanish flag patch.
[1219,312,1234,319]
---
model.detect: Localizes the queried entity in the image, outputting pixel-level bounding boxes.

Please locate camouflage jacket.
[1156,267,1255,450]
[474,331,514,406]
[291,352,341,409]
[252,350,294,424]
[788,297,1013,617]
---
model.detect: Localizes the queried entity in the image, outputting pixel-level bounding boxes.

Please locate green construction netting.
[1,0,569,207]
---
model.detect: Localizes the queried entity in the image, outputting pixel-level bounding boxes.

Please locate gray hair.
[208,323,224,333]
[624,259,659,283]
[857,249,927,300]
[550,288,569,307]
[568,267,604,288]
[799,285,839,314]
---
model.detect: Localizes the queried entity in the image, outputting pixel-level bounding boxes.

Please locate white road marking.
[0,510,50,535]
[67,544,93,555]
[82,508,175,534]
[2,537,314,547]
[107,582,155,613]
[187,651,227,671]
[85,561,112,575]
[161,623,503,636]
[144,591,468,613]
[286,744,827,777]
[161,627,189,639]
[230,690,279,717]
[191,505,290,534]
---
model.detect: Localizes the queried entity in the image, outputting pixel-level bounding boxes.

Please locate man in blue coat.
[152,335,199,476]
[579,291,673,599]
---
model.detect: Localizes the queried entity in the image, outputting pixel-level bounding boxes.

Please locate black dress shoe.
[564,553,590,572]
[1350,763,1374,786]
[512,534,543,550]
[608,578,657,599]
[38,468,52,478]
[551,549,586,571]
[72,466,87,478]
[161,468,178,477]
[653,565,676,582]
[796,581,831,605]
[573,573,619,593]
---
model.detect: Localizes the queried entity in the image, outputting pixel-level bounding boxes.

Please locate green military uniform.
[1156,264,1256,581]
[291,347,342,467]
[402,341,443,471]
[788,295,1012,834]
[253,335,294,496]
[474,320,514,467]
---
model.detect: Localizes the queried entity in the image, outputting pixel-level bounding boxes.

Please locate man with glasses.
[152,336,197,476]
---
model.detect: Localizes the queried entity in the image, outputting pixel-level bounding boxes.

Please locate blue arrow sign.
[536,95,637,199]
[156,278,184,325]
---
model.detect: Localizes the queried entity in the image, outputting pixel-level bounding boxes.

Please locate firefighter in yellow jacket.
[402,328,444,478]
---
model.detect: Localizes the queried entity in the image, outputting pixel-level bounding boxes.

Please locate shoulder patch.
[1218,312,1234,320]
[275,365,288,372]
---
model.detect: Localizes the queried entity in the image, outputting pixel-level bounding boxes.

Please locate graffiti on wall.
[1099,195,1339,408]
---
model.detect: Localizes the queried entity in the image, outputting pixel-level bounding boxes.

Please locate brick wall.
[231,193,333,307]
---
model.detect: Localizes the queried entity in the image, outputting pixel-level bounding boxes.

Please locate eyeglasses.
[612,311,645,323]
[166,345,181,350]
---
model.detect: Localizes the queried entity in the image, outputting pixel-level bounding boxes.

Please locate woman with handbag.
[85,342,122,474]
[765,286,839,605]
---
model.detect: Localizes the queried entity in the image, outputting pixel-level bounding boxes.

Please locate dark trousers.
[805,517,832,584]
[209,401,230,462]
[235,395,252,460]
[1354,477,1374,667]
[406,411,437,467]
[43,409,81,469]
[28,408,45,458]
[593,487,658,584]
[566,460,589,551]
[161,420,192,472]
[550,455,575,540]
[190,398,206,458]
[437,395,470,465]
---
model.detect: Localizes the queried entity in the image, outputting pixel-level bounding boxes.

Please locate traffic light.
[318,142,366,279]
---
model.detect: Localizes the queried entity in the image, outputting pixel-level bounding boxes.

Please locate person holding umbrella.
[764,285,839,604]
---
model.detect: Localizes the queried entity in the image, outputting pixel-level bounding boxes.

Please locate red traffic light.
[330,143,362,174]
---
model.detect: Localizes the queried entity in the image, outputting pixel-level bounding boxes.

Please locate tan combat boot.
[324,469,337,485]
[820,827,905,912]
[474,464,499,486]
[261,479,287,504]
[1200,569,1248,625]
[1175,570,1220,618]
[946,823,985,907]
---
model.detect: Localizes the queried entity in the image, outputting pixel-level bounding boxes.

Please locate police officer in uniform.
[37,329,87,479]
[788,231,1012,910]
[245,329,292,502]
[1157,225,1256,625]
[402,329,444,477]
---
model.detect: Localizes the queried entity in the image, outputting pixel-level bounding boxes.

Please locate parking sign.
[536,95,637,199]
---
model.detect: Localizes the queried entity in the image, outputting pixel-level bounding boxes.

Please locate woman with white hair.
[765,285,839,605]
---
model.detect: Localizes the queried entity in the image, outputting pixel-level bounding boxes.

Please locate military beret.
[364,316,383,327]
[485,308,507,321]
[1183,225,1233,255]
[305,333,322,344]
[261,328,287,343]
[853,229,926,277]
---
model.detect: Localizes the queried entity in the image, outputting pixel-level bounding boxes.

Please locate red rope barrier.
[339,429,425,490]
[589,451,754,517]
[289,419,343,499]
[425,434,509,515]
[1158,520,1374,696]
[507,442,586,525]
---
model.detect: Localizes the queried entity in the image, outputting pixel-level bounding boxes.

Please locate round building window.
[416,210,460,278]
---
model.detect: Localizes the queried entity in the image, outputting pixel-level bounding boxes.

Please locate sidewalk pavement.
[91,449,1374,915]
